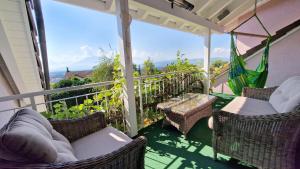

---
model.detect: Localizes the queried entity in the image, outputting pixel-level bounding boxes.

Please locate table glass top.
[157,93,216,114]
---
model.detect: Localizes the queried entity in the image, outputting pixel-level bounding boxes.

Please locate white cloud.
[132,49,163,64]
[49,45,116,71]
[212,47,230,57]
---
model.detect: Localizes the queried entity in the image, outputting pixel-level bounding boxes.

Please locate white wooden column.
[203,28,211,94]
[115,0,138,137]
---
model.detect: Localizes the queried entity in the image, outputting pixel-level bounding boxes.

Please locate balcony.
[0,71,257,168]
[140,93,255,169]
[0,71,204,132]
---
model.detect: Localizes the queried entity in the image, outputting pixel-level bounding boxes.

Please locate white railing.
[0,71,204,132]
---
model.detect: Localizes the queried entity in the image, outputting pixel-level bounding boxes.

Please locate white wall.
[213,27,300,94]
[0,71,18,127]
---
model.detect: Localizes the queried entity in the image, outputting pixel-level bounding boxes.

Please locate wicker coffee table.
[157,93,216,135]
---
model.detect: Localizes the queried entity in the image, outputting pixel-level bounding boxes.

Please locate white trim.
[133,0,224,33]
[203,28,211,94]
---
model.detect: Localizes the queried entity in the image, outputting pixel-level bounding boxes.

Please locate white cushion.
[208,96,277,129]
[269,76,300,113]
[71,126,132,160]
[221,97,278,116]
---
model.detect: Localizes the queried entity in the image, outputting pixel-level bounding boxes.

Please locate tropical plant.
[92,56,114,82]
[164,50,199,72]
[142,57,160,75]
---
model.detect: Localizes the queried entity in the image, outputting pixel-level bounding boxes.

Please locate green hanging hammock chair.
[227,0,272,96]
[228,33,271,96]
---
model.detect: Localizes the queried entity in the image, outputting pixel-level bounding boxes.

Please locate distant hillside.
[50,71,65,83]
[154,57,229,69]
[50,57,229,83]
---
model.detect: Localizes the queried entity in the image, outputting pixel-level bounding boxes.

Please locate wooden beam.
[203,28,211,94]
[218,0,252,25]
[233,31,268,38]
[133,0,224,32]
[115,0,138,137]
[207,0,233,20]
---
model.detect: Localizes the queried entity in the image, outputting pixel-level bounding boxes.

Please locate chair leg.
[213,151,217,160]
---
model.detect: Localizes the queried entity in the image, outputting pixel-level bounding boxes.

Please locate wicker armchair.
[1,112,147,169]
[212,87,300,169]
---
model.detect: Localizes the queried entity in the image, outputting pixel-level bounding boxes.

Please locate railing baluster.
[162,79,165,99]
[158,80,161,95]
[105,95,109,114]
[138,79,144,129]
[29,96,37,111]
[145,83,148,104]
[149,81,152,100]
[75,97,79,106]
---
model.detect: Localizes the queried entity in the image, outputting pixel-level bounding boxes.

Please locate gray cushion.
[0,109,77,163]
[208,97,278,129]
[269,76,300,113]
[72,126,132,160]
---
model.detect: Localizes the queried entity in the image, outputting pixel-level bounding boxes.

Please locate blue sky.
[42,0,230,72]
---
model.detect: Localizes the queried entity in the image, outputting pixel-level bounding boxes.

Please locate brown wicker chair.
[212,87,300,169]
[0,112,147,169]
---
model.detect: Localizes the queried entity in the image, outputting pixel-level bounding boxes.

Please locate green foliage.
[210,59,229,89]
[92,56,114,82]
[53,77,92,88]
[46,54,126,131]
[210,59,229,76]
[165,50,199,72]
[142,57,160,75]
[211,60,228,69]
[44,51,206,130]
[51,78,93,107]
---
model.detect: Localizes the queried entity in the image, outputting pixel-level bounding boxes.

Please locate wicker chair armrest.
[49,112,107,142]
[213,109,300,137]
[0,136,147,169]
[242,86,278,101]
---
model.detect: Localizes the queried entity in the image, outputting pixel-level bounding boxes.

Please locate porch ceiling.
[55,0,271,35]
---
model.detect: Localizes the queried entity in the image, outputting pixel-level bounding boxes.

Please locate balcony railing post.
[29,96,37,111]
[138,78,144,128]
[116,0,138,137]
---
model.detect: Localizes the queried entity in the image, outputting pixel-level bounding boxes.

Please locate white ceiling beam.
[196,0,213,15]
[218,0,252,26]
[133,0,224,33]
[190,0,207,14]
[207,0,233,20]
[56,0,113,12]
[219,0,271,31]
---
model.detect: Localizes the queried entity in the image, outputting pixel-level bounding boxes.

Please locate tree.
[92,56,114,82]
[211,60,228,68]
[210,59,229,75]
[142,57,159,75]
[165,50,198,72]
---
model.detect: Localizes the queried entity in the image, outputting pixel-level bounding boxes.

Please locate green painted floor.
[139,93,255,169]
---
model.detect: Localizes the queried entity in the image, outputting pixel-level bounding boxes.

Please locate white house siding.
[0,71,18,126]
[0,0,42,93]
[0,0,45,112]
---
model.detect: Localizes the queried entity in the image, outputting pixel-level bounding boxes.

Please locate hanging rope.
[231,0,271,37]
